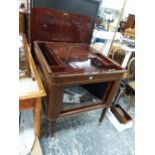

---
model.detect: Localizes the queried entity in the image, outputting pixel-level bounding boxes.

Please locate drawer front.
[19,98,35,111]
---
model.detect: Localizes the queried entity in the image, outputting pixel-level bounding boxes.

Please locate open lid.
[31,7,92,43]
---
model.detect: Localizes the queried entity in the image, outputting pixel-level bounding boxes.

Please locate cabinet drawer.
[19,98,35,111]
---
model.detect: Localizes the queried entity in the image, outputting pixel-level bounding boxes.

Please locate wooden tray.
[110,105,132,124]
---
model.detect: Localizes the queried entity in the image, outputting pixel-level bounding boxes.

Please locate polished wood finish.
[34,41,125,136]
[31,8,126,136]
[19,34,46,137]
[31,8,92,43]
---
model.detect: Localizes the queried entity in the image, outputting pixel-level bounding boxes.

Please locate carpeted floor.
[39,96,135,155]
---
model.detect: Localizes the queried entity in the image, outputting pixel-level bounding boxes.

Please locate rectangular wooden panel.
[31,8,92,43]
[19,99,35,110]
[31,0,101,43]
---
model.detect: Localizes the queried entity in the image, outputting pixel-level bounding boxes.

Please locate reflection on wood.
[31,8,92,43]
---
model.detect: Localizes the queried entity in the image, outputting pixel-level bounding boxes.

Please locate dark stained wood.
[51,120,56,137]
[32,8,126,137]
[35,41,123,74]
[99,79,121,123]
[31,8,92,43]
[47,84,64,120]
[99,108,108,125]
[34,41,125,136]
[31,0,101,44]
[60,104,106,118]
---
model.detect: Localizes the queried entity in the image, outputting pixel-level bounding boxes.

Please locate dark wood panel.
[31,0,101,43]
[31,8,92,43]
[60,104,106,117]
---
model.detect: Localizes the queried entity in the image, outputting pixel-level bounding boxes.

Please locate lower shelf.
[62,85,103,111]
[60,104,106,117]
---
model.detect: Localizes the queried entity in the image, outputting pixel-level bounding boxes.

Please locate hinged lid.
[31,7,92,43]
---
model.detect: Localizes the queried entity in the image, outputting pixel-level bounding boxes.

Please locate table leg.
[99,80,120,124]
[51,120,56,137]
[34,98,42,137]
[99,108,108,125]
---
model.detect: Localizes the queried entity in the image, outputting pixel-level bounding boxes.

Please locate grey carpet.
[39,96,135,155]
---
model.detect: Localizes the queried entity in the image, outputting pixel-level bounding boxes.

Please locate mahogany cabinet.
[31,8,126,136]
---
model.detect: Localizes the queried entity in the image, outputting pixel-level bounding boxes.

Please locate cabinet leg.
[45,118,49,137]
[99,108,108,125]
[51,120,56,137]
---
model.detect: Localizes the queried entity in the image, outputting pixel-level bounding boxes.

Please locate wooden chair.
[111,47,126,66]
[126,57,135,110]
[112,57,135,111]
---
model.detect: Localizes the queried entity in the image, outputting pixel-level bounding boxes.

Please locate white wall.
[124,0,136,15]
[101,0,125,10]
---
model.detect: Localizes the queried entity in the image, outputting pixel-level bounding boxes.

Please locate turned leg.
[51,120,56,137]
[99,108,108,125]
[34,98,42,137]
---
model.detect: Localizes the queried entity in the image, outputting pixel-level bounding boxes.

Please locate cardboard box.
[106,105,133,132]
[31,138,43,155]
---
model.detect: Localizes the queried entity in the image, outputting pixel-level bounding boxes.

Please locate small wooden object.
[110,105,132,124]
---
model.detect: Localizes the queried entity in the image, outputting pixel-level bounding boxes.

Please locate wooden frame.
[19,34,46,137]
[31,8,126,137]
[111,47,126,65]
[34,41,125,137]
